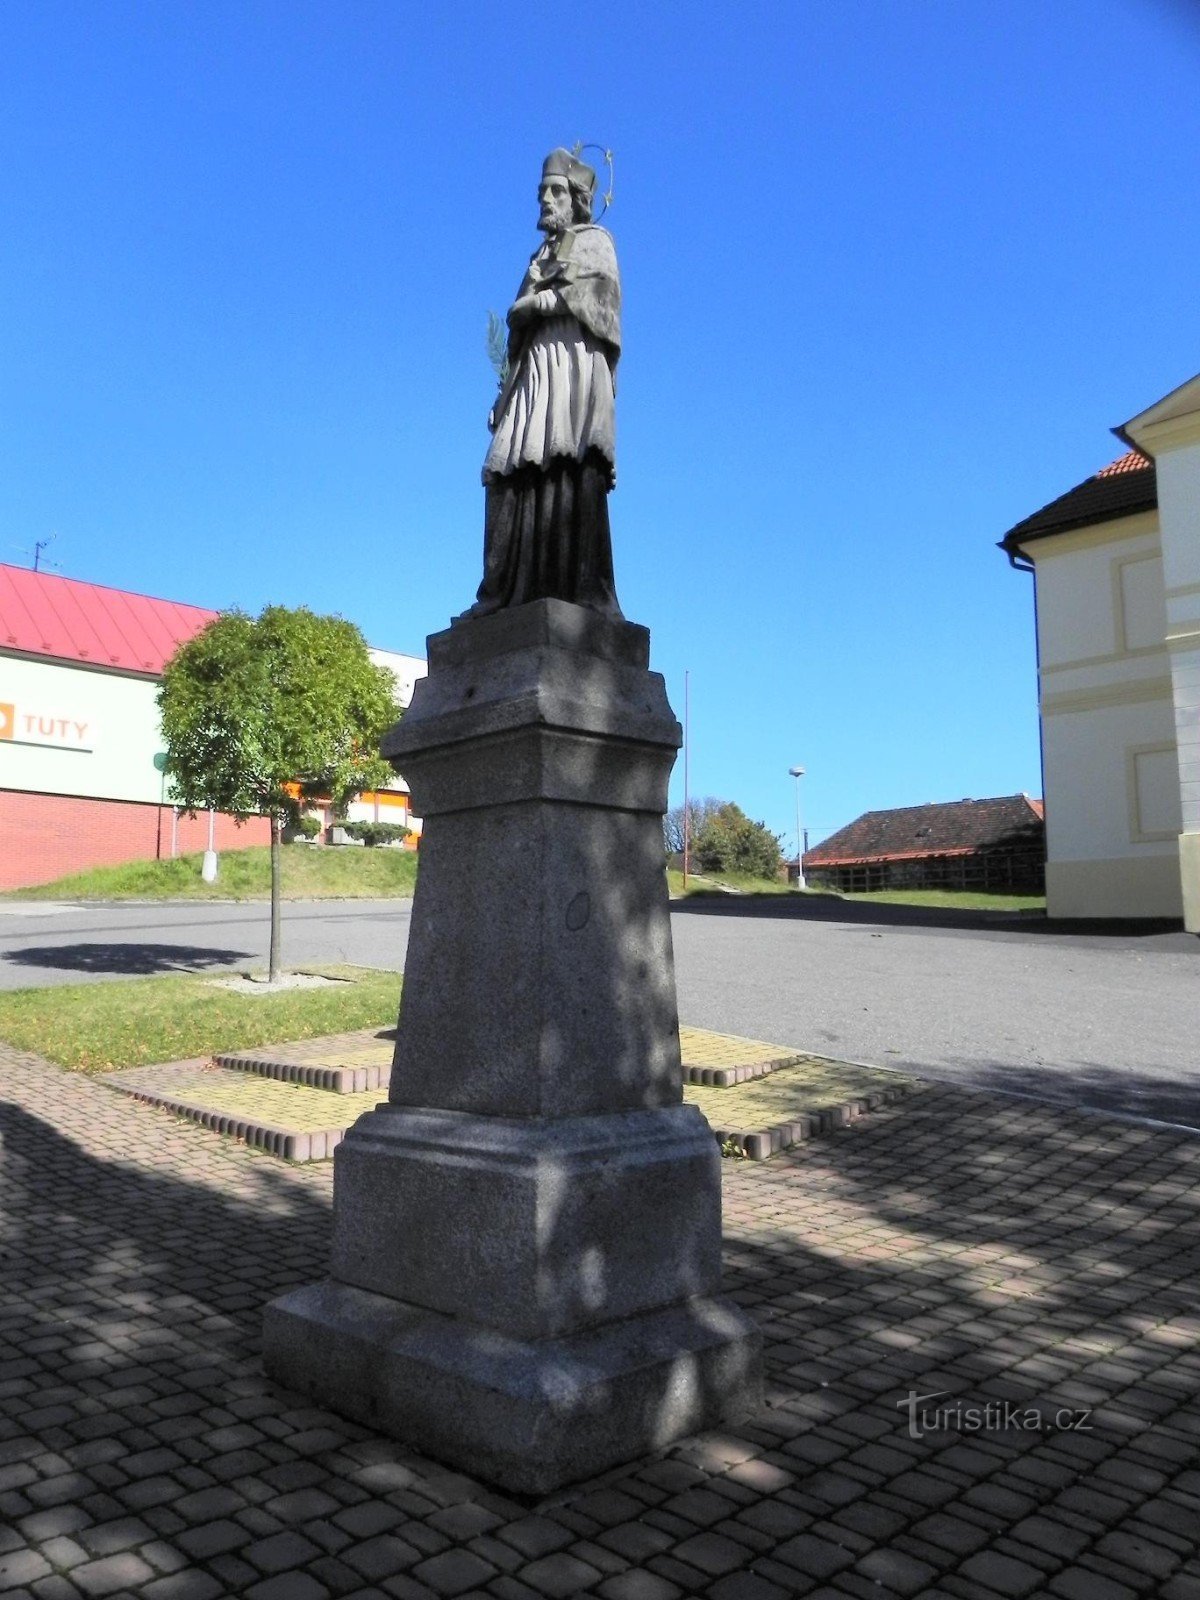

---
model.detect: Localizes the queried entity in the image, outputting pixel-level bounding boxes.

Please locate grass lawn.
[667,868,807,897]
[14,851,792,904]
[840,888,1045,912]
[663,871,1044,913]
[0,964,402,1073]
[3,844,419,902]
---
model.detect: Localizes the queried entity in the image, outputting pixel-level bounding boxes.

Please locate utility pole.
[682,671,690,890]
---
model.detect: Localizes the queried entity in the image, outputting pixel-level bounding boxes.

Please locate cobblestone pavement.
[3,1041,1200,1600]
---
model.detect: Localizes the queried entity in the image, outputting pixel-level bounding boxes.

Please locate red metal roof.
[0,563,218,676]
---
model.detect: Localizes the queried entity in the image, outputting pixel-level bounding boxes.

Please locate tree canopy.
[158,605,399,822]
[663,796,726,857]
[158,605,402,979]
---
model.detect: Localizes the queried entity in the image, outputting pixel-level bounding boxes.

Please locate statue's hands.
[507,294,540,327]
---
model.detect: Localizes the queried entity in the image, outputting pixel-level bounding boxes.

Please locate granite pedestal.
[263,599,761,1493]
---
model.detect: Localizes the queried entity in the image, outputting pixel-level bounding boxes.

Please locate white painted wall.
[1024,509,1182,916]
[370,647,427,712]
[1041,699,1179,861]
[1122,380,1200,928]
[2,641,429,814]
[1155,445,1200,836]
[1032,514,1161,669]
[0,656,167,804]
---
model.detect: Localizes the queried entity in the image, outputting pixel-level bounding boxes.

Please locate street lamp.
[789,765,806,890]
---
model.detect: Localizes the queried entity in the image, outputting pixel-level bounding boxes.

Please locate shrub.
[294,815,322,840]
[694,803,784,879]
[339,820,412,848]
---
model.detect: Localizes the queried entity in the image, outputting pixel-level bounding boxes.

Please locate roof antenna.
[9,534,60,573]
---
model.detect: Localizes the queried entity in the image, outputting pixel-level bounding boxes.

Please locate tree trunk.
[269,811,282,984]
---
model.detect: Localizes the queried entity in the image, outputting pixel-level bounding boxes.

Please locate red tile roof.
[1096,449,1153,477]
[999,450,1157,556]
[0,563,217,677]
[805,795,1045,868]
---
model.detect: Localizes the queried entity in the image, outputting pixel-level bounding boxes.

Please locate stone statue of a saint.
[464,148,623,620]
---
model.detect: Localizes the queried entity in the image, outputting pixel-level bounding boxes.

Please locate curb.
[710,1079,917,1160]
[683,1051,806,1087]
[98,1029,921,1164]
[101,1057,365,1161]
[125,1093,346,1161]
[213,1051,390,1094]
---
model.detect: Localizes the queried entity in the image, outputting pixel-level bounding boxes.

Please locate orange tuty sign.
[0,698,91,750]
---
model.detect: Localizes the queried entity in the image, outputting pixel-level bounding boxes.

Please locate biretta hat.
[542,147,597,199]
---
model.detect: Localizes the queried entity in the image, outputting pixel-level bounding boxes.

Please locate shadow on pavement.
[3,941,255,975]
[887,1053,1200,1132]
[671,891,1196,949]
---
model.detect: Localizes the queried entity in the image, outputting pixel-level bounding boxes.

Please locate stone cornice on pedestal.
[383,600,681,815]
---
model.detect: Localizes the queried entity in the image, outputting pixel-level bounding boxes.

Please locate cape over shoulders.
[555,225,618,274]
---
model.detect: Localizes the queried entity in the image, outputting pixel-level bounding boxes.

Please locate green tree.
[663,796,724,857]
[693,802,784,880]
[158,605,401,981]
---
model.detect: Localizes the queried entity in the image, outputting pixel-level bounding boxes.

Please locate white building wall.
[1156,444,1200,838]
[1123,387,1200,930]
[369,648,427,713]
[2,642,428,821]
[1027,511,1182,918]
[0,655,167,804]
[362,646,427,834]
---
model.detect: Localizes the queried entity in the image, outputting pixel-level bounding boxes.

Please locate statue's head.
[539,148,595,233]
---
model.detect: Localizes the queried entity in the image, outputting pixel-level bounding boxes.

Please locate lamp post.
[789,765,806,890]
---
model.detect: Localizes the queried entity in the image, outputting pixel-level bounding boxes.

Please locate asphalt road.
[1,894,1197,1126]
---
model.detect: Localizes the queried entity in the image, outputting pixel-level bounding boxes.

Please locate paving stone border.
[213,1052,389,1094]
[681,1052,807,1087]
[103,1060,352,1162]
[709,1078,917,1159]
[101,1030,917,1165]
[678,1025,808,1087]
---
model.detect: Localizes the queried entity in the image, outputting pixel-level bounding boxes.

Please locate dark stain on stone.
[566,891,591,932]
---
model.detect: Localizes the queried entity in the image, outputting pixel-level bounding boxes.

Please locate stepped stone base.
[263,1280,761,1495]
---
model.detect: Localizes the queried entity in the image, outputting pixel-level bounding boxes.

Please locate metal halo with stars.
[571,142,615,220]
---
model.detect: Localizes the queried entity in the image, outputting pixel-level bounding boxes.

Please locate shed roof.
[998,450,1156,558]
[0,563,217,677]
[805,794,1045,868]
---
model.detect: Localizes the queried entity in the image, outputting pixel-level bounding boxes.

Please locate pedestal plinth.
[263,600,761,1492]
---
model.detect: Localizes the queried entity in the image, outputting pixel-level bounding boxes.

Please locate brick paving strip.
[98,1027,916,1163]
[4,1035,1200,1599]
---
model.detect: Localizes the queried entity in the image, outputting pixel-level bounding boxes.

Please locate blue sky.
[3,0,1199,852]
